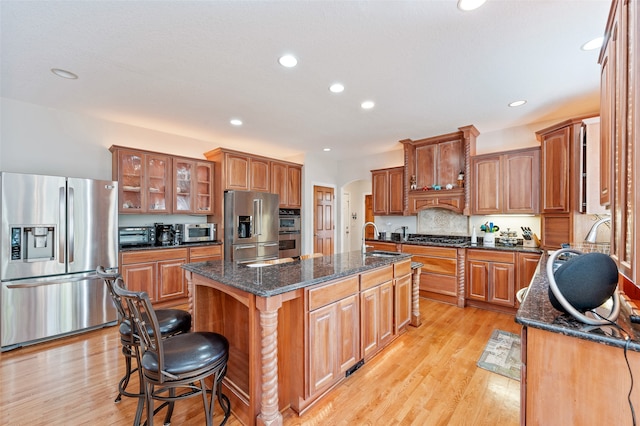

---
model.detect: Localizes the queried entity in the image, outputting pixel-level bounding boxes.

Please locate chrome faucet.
[362,221,379,253]
[584,216,611,243]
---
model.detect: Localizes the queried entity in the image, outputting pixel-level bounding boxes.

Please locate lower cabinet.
[120,244,222,306]
[401,245,459,305]
[361,280,394,360]
[120,248,189,305]
[466,249,515,310]
[307,276,360,396]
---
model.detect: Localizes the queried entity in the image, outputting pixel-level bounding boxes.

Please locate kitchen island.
[516,254,640,425]
[183,251,420,426]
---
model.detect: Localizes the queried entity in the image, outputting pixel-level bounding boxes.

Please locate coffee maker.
[154,223,176,246]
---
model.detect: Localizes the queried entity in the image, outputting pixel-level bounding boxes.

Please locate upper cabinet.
[271,161,302,208]
[205,147,302,208]
[172,158,214,214]
[401,125,477,215]
[371,167,404,216]
[599,0,637,285]
[110,146,214,215]
[471,147,540,215]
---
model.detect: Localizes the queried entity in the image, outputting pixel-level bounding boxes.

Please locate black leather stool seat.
[119,309,192,340]
[141,332,229,381]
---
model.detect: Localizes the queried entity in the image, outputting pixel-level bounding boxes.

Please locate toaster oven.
[118,226,156,248]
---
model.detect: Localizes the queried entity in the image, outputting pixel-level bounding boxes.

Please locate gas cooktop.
[405,234,469,247]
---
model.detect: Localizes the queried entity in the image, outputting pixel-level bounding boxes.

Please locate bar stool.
[97,267,192,424]
[111,276,230,426]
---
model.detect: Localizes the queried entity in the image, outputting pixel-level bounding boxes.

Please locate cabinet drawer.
[121,248,189,264]
[467,249,515,263]
[360,265,393,290]
[420,273,457,296]
[394,259,412,277]
[308,276,359,311]
[414,256,457,276]
[189,245,222,259]
[402,245,458,258]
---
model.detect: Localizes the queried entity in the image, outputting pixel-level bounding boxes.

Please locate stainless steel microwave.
[176,223,217,243]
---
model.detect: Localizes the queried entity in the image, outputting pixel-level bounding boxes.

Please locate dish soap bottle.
[471,226,477,245]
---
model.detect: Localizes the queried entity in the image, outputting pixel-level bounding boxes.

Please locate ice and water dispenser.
[10,226,56,262]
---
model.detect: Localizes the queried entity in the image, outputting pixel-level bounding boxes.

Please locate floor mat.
[476,329,521,381]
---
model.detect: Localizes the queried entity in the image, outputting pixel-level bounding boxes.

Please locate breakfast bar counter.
[183,251,420,426]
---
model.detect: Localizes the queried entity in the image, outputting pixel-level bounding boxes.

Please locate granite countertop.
[516,253,640,352]
[182,250,413,298]
[120,240,223,252]
[367,238,543,253]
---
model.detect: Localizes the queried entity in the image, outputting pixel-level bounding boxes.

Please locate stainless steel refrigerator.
[224,190,279,263]
[0,172,119,350]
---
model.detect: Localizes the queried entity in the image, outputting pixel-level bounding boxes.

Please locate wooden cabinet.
[365,241,399,252]
[401,125,478,215]
[371,166,404,215]
[471,148,540,215]
[120,244,222,306]
[599,0,637,285]
[205,148,303,211]
[271,161,302,208]
[172,158,214,214]
[535,117,596,249]
[466,249,515,310]
[120,248,189,305]
[111,147,172,214]
[401,245,461,306]
[307,277,360,396]
[394,260,412,332]
[360,265,394,360]
[110,145,214,215]
[516,252,541,307]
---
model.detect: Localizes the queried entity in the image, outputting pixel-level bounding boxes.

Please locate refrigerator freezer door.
[257,242,279,260]
[232,243,258,264]
[67,178,118,274]
[1,173,67,280]
[1,272,117,349]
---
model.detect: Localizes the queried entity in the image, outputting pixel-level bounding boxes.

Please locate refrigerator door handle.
[68,186,74,263]
[235,244,256,250]
[59,186,66,264]
[254,198,262,236]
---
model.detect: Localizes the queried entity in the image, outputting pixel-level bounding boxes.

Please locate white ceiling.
[0,0,611,161]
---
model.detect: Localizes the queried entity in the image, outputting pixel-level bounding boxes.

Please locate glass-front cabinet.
[111,146,213,215]
[173,158,214,214]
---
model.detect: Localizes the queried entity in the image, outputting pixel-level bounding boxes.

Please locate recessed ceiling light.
[278,55,298,68]
[581,37,604,51]
[51,68,78,79]
[230,119,243,126]
[323,148,331,152]
[329,83,344,93]
[361,100,375,110]
[508,100,527,107]
[457,0,487,11]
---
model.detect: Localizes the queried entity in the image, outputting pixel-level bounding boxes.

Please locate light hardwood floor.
[0,299,521,425]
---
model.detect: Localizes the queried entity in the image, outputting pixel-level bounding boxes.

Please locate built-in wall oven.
[278,208,301,258]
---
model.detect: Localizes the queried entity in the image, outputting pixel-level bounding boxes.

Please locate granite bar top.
[516,253,640,352]
[182,250,413,298]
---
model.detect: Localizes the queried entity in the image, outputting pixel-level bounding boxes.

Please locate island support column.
[411,266,422,327]
[255,296,283,426]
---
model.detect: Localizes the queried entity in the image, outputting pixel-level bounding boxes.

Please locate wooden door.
[395,274,412,331]
[541,127,571,212]
[308,303,338,395]
[437,138,463,187]
[249,158,270,192]
[504,149,540,213]
[360,286,379,359]
[466,260,488,302]
[371,170,388,215]
[415,144,437,188]
[157,258,187,302]
[173,158,194,213]
[120,262,156,302]
[388,167,404,214]
[287,165,302,208]
[488,262,515,307]
[337,294,360,374]
[314,186,334,255]
[378,281,394,347]
[225,153,250,190]
[472,155,501,214]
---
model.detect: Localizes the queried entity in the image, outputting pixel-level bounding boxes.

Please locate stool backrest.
[96,266,127,322]
[110,277,167,380]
